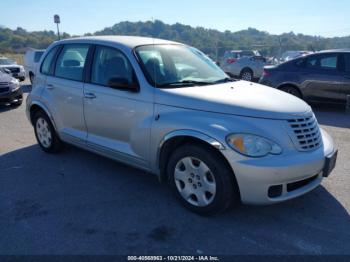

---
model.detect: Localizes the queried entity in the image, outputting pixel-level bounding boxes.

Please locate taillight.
[226,58,237,64]
[262,70,270,77]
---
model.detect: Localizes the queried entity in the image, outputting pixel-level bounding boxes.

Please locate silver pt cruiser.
[26,36,338,215]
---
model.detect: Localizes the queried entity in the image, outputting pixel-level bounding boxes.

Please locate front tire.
[33,111,63,153]
[167,144,239,215]
[240,68,253,81]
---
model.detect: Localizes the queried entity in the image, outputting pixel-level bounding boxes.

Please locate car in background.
[280,51,312,63]
[0,57,26,82]
[0,67,23,106]
[24,49,45,83]
[260,49,350,104]
[220,50,267,81]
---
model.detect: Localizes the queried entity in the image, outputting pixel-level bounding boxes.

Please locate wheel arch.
[157,130,225,180]
[29,102,57,131]
[240,67,254,77]
[157,130,241,201]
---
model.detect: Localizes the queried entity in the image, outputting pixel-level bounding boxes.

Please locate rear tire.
[167,144,239,215]
[240,68,253,81]
[33,111,63,153]
[280,86,302,99]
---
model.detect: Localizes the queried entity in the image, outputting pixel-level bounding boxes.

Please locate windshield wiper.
[158,80,214,88]
[214,77,235,84]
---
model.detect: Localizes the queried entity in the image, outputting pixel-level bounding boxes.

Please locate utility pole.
[54,15,61,40]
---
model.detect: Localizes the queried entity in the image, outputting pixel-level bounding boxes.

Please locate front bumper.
[0,88,23,105]
[222,129,336,205]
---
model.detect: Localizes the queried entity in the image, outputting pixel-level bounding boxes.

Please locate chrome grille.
[287,115,322,151]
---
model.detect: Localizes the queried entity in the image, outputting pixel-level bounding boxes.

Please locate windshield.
[0,58,16,65]
[135,45,228,88]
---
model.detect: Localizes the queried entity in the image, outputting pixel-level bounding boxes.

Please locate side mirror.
[107,77,139,92]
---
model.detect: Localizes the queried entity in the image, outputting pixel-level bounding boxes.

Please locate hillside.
[1,20,350,58]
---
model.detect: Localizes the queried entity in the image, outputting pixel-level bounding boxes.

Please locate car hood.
[0,72,13,82]
[154,81,312,119]
[0,65,20,68]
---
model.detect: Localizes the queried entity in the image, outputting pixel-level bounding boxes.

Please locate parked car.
[0,68,23,106]
[0,57,26,81]
[260,49,350,104]
[26,36,337,215]
[220,50,266,81]
[24,49,45,84]
[280,51,312,63]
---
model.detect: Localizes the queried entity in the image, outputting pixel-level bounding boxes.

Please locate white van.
[24,49,45,83]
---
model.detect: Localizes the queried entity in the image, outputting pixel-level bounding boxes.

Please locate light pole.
[54,14,61,40]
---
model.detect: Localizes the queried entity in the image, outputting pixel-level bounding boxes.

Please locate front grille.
[287,114,322,151]
[0,87,9,93]
[6,67,20,73]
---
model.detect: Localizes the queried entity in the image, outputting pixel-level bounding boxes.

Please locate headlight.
[226,134,282,157]
[9,79,20,91]
[19,66,25,72]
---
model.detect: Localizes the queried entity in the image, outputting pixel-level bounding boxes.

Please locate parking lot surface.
[0,81,349,255]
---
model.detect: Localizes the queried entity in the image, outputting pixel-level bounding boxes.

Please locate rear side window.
[55,45,89,81]
[305,54,338,70]
[41,46,59,75]
[34,51,44,63]
[91,46,134,86]
[320,55,337,69]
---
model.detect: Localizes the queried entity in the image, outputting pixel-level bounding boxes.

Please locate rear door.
[43,44,90,143]
[301,53,344,103]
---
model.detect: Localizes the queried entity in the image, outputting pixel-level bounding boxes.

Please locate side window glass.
[55,45,89,81]
[320,55,337,70]
[41,46,59,75]
[306,56,318,69]
[295,58,305,67]
[91,46,134,86]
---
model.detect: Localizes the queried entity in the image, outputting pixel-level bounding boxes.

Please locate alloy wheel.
[36,117,52,148]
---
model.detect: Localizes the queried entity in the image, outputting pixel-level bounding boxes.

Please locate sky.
[1,0,350,37]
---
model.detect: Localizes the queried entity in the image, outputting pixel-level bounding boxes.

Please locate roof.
[57,35,182,48]
[318,49,350,53]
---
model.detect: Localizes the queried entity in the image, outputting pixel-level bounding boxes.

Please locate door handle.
[47,84,55,90]
[84,92,96,99]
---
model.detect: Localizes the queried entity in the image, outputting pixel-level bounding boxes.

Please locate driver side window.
[91,46,134,87]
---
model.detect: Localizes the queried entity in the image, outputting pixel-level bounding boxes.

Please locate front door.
[83,45,153,169]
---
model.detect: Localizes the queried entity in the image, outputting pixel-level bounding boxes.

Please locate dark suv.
[260,50,350,104]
